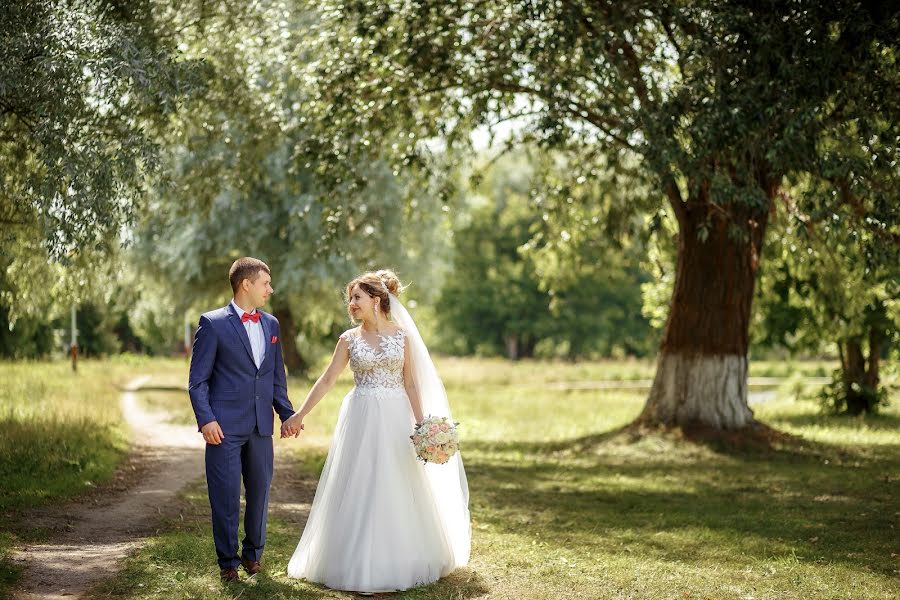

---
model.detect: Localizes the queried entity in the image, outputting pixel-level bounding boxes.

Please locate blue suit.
[188,303,295,569]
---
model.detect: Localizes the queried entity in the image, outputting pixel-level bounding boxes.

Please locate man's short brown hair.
[229,257,271,293]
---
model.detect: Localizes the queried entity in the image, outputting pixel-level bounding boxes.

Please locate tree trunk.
[639,194,769,430]
[271,304,307,376]
[843,338,868,415]
[839,322,883,415]
[865,324,881,392]
[520,336,536,359]
[505,335,519,360]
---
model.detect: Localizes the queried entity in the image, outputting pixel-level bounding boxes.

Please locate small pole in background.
[70,304,78,372]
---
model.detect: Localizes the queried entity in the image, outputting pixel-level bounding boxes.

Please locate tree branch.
[156,18,204,40]
[609,36,654,110]
[490,81,638,152]
[0,100,38,132]
[658,16,685,80]
[474,134,524,173]
[417,77,639,153]
[662,173,687,227]
[832,176,900,248]
[573,6,658,112]
[483,108,545,128]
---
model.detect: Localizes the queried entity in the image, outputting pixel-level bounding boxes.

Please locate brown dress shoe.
[241,559,261,575]
[220,567,239,582]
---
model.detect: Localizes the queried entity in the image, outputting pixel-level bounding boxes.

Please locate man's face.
[244,270,273,309]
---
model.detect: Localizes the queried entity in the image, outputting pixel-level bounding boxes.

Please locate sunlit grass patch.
[94,357,899,599]
[0,356,188,597]
[0,357,183,510]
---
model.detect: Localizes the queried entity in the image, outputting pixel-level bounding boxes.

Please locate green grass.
[0,356,189,598]
[89,357,898,599]
[128,356,838,434]
[432,357,835,385]
[0,356,188,511]
[90,479,364,600]
[748,359,834,379]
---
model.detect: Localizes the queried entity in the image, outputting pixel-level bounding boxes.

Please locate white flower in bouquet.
[410,416,459,464]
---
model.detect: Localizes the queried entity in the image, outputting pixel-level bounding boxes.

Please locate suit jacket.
[188,303,294,436]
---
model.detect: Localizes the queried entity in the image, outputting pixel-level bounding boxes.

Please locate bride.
[282,269,470,593]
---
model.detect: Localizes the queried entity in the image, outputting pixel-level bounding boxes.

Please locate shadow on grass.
[412,567,491,599]
[0,532,22,600]
[463,424,899,576]
[472,416,900,462]
[764,410,900,431]
[85,418,899,598]
[294,567,490,599]
[91,475,490,600]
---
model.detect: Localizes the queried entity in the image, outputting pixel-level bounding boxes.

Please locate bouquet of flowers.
[410,416,459,464]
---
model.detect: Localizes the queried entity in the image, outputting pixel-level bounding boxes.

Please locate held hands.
[201,421,225,445]
[281,414,304,439]
[202,417,303,443]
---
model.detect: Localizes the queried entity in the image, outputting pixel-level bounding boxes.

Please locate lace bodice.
[341,328,406,389]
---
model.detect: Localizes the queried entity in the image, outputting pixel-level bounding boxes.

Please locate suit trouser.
[205,427,273,569]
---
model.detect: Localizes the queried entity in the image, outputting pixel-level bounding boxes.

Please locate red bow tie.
[241,312,260,323]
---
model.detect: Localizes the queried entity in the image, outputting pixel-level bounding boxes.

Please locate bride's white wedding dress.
[287,325,467,592]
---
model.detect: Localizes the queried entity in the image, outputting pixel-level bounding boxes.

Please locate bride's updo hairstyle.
[346,269,404,320]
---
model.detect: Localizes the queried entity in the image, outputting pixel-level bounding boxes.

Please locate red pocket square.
[271,335,278,343]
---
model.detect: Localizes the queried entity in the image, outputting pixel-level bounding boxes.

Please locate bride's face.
[347,284,375,320]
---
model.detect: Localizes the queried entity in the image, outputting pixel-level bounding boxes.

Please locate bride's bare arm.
[283,337,350,435]
[402,337,425,424]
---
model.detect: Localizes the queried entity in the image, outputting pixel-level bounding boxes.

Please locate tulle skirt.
[287,385,456,592]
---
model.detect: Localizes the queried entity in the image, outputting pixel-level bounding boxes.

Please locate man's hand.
[201,421,225,445]
[281,415,304,439]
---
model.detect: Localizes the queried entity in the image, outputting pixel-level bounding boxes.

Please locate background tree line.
[1,1,896,420]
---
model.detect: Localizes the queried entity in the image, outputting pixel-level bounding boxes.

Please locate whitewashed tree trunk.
[640,353,755,429]
[638,185,772,430]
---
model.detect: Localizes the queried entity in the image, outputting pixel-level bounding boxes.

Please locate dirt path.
[267,456,317,526]
[11,376,205,600]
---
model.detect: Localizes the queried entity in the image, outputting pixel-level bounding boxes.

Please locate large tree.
[297,0,899,429]
[0,0,203,359]
[0,0,199,257]
[132,1,450,372]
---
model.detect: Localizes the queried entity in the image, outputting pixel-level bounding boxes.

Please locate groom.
[188,257,301,582]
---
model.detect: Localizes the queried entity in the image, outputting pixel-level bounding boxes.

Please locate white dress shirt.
[232,300,265,369]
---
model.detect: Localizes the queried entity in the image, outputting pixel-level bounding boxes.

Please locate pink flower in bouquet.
[411,416,460,464]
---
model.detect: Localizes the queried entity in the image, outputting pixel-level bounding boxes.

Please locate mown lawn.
[87,357,898,599]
